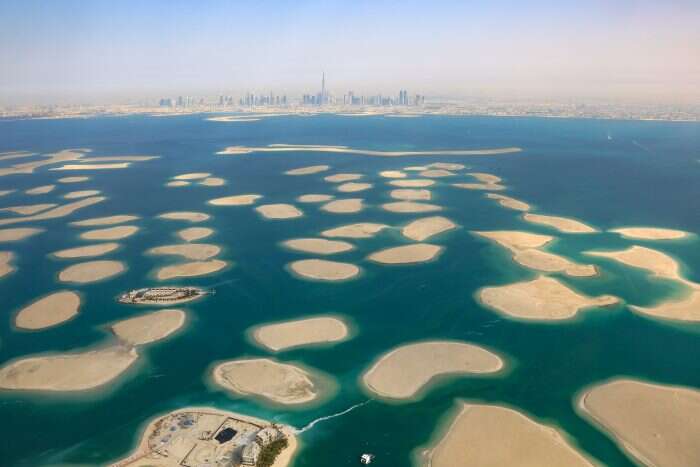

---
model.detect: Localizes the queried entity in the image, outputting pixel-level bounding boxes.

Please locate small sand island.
[389,179,435,187]
[424,402,595,467]
[80,225,139,241]
[390,188,432,201]
[402,216,456,241]
[199,176,226,186]
[321,222,389,239]
[486,193,531,211]
[58,176,89,183]
[324,173,363,182]
[362,341,504,400]
[25,184,56,195]
[0,345,138,391]
[0,227,44,242]
[156,259,228,280]
[111,309,186,345]
[478,276,619,321]
[218,143,522,157]
[379,170,407,178]
[71,214,139,227]
[427,162,466,170]
[64,189,101,199]
[579,378,700,467]
[523,213,597,233]
[148,243,221,260]
[610,227,691,240]
[158,211,211,223]
[208,194,262,206]
[297,194,334,203]
[382,201,442,213]
[0,251,15,278]
[284,165,330,175]
[58,260,126,284]
[336,182,372,193]
[282,238,354,254]
[419,169,456,178]
[368,243,443,265]
[15,290,81,330]
[212,358,324,405]
[255,203,303,219]
[177,227,214,242]
[251,316,349,351]
[0,197,106,227]
[288,259,360,281]
[630,290,700,322]
[0,203,57,215]
[320,198,364,214]
[111,407,297,467]
[585,245,692,285]
[118,287,211,305]
[173,172,211,180]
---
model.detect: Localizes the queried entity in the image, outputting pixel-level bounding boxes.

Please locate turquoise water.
[0,114,698,466]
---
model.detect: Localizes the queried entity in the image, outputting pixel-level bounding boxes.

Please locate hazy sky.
[1,0,698,105]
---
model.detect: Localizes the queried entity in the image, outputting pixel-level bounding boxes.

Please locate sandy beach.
[0,197,106,226]
[611,227,690,240]
[251,316,349,351]
[64,190,101,199]
[382,201,442,213]
[58,260,126,284]
[0,345,138,391]
[208,194,262,206]
[388,179,435,187]
[579,378,700,467]
[523,213,597,233]
[478,276,619,320]
[288,259,360,281]
[282,238,354,254]
[285,165,331,175]
[321,222,388,238]
[336,182,372,193]
[53,242,120,259]
[156,259,227,280]
[320,198,364,213]
[486,193,531,211]
[362,341,503,400]
[111,309,186,345]
[390,188,432,201]
[324,173,363,182]
[256,203,303,219]
[297,194,334,203]
[80,225,139,241]
[402,216,456,241]
[158,211,211,222]
[425,403,595,467]
[0,203,57,215]
[0,227,44,242]
[71,214,139,226]
[148,243,220,260]
[368,243,443,264]
[176,227,214,242]
[15,290,81,330]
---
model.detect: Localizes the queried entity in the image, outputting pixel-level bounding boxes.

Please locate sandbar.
[424,402,595,467]
[64,190,101,199]
[0,227,44,242]
[297,194,334,203]
[388,179,435,188]
[390,188,431,201]
[111,309,186,345]
[336,182,372,193]
[579,378,700,467]
[58,176,89,183]
[0,251,14,278]
[173,172,211,180]
[402,216,456,241]
[611,227,690,241]
[166,180,189,187]
[156,259,228,280]
[0,345,138,391]
[324,173,363,183]
[158,211,210,222]
[288,259,360,281]
[419,169,455,178]
[630,290,700,322]
[14,290,81,330]
[379,170,407,178]
[362,341,503,400]
[208,194,262,206]
[478,276,618,321]
[284,165,330,175]
[282,238,354,254]
[59,260,126,284]
[212,358,321,404]
[218,144,523,157]
[80,225,139,241]
[53,242,120,259]
[50,163,131,170]
[148,243,220,260]
[251,316,349,351]
[320,198,364,214]
[177,227,214,242]
[71,215,139,227]
[0,197,106,227]
[382,201,442,213]
[523,213,597,233]
[585,246,690,285]
[321,223,389,239]
[256,203,303,219]
[368,243,443,264]
[486,193,531,211]
[25,184,56,195]
[199,176,226,186]
[0,203,57,215]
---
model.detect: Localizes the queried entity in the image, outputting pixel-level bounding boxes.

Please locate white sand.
[53,242,120,259]
[285,165,331,175]
[158,211,210,222]
[379,170,407,178]
[0,346,138,391]
[289,259,361,281]
[0,227,44,242]
[382,201,442,213]
[256,203,303,219]
[320,198,364,214]
[362,341,503,400]
[156,259,227,280]
[321,223,389,239]
[368,244,443,264]
[523,213,597,233]
[58,176,89,183]
[58,260,125,284]
[579,378,700,467]
[208,194,262,206]
[173,172,211,180]
[402,216,456,241]
[71,215,139,227]
[282,238,354,254]
[176,227,214,242]
[199,177,226,186]
[15,291,81,330]
[251,316,349,351]
[0,251,15,278]
[0,203,57,215]
[25,184,56,195]
[148,243,220,260]
[486,193,531,211]
[388,179,435,188]
[111,309,186,345]
[611,227,690,240]
[64,190,101,199]
[324,173,363,183]
[0,197,106,227]
[478,276,619,320]
[336,182,373,193]
[390,188,432,201]
[80,225,139,241]
[297,194,334,203]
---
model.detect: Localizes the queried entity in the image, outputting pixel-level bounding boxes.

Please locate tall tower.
[321,72,326,105]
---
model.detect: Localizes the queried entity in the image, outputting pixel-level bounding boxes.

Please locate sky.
[0,0,698,105]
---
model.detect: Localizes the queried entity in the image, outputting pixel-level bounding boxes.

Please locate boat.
[360,453,375,464]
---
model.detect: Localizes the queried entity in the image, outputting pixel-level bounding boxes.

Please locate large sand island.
[156,259,227,280]
[288,259,360,281]
[579,378,700,467]
[148,243,221,260]
[631,290,700,322]
[0,196,106,227]
[611,227,690,240]
[424,402,595,467]
[158,211,211,223]
[297,193,334,203]
[368,243,443,264]
[284,165,330,175]
[218,143,522,157]
[402,216,456,241]
[58,260,126,284]
[251,316,349,351]
[362,341,504,400]
[208,194,262,206]
[324,173,363,182]
[486,193,531,211]
[321,222,389,239]
[111,309,186,345]
[523,213,597,233]
[15,290,81,330]
[176,227,213,242]
[53,242,120,259]
[282,238,354,255]
[71,214,139,226]
[336,182,372,193]
[255,204,303,219]
[478,276,619,321]
[585,245,694,286]
[0,227,44,242]
[80,225,139,241]
[389,179,435,187]
[320,198,364,214]
[390,188,432,201]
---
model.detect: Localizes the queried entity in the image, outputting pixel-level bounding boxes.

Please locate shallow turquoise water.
[0,114,698,466]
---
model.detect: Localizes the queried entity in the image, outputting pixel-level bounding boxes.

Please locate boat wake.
[295,400,371,434]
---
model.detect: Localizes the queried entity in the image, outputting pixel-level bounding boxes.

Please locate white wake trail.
[295,400,371,434]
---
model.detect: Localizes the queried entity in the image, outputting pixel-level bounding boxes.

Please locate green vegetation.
[257,437,289,467]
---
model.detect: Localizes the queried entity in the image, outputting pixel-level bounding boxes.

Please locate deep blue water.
[0,114,698,466]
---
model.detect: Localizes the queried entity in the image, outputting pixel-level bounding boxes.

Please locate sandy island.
[478,276,619,321]
[51,163,132,170]
[209,194,262,206]
[420,169,457,178]
[212,358,322,405]
[402,216,456,241]
[58,176,89,183]
[579,378,700,467]
[251,316,349,351]
[15,290,81,330]
[428,162,466,170]
[631,290,700,322]
[80,225,139,241]
[177,227,214,242]
[199,177,226,186]
[486,193,531,211]
[297,194,334,203]
[0,203,57,215]
[71,214,139,227]
[362,341,504,400]
[0,345,138,391]
[368,243,443,265]
[0,251,15,278]
[173,172,211,180]
[424,402,595,467]
[324,173,363,183]
[0,197,106,227]
[284,165,330,175]
[585,246,691,285]
[389,179,435,188]
[166,180,190,187]
[382,201,442,213]
[59,260,126,284]
[523,213,597,233]
[156,259,228,280]
[611,227,691,241]
[148,243,220,260]
[379,170,407,178]
[337,182,372,193]
[218,144,522,157]
[158,211,211,222]
[390,188,432,201]
[288,259,360,281]
[53,242,120,259]
[256,204,303,219]
[111,309,186,345]
[0,227,44,242]
[321,223,389,239]
[320,198,364,214]
[25,184,56,195]
[282,238,354,255]
[64,190,101,199]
